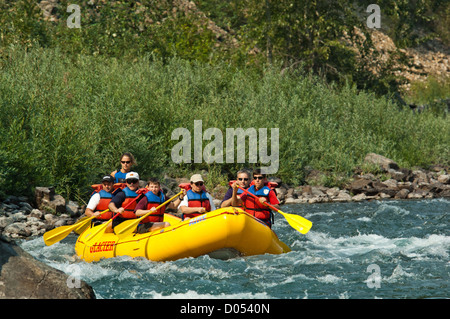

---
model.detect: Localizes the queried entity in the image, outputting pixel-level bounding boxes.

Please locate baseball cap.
[102,175,114,183]
[125,172,140,180]
[190,174,204,183]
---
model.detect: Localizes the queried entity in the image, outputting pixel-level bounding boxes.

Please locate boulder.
[0,217,14,231]
[3,223,31,238]
[65,201,83,218]
[29,209,44,219]
[35,187,66,214]
[412,169,429,185]
[301,185,312,196]
[333,190,352,202]
[326,187,340,198]
[347,178,378,196]
[407,189,430,199]
[364,153,399,171]
[352,193,367,202]
[437,174,450,184]
[395,188,410,199]
[0,237,95,299]
[382,179,399,190]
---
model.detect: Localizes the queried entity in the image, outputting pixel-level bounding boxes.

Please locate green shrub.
[0,47,448,200]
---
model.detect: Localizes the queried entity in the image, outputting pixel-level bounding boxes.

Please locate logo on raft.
[90,241,116,253]
[189,215,206,226]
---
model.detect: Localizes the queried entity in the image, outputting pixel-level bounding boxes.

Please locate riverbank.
[277,154,450,204]
[1,154,448,241]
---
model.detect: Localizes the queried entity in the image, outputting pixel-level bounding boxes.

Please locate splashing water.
[20,199,449,299]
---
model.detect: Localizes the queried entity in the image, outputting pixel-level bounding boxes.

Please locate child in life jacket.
[178,174,216,220]
[133,178,186,233]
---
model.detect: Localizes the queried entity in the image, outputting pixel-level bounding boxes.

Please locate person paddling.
[134,178,186,233]
[178,174,216,220]
[221,169,252,208]
[231,169,280,228]
[108,172,143,232]
[84,175,120,227]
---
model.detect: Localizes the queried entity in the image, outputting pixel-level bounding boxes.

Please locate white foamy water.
[20,199,449,299]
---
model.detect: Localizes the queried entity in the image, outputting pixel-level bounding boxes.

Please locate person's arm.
[231,182,244,207]
[167,189,186,210]
[134,197,151,217]
[179,205,207,214]
[178,195,208,214]
[84,193,101,217]
[220,188,233,208]
[108,192,125,214]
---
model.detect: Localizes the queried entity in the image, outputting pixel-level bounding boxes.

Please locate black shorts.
[111,216,129,229]
[91,219,107,227]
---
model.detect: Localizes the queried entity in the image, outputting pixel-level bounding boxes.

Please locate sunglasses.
[193,182,204,186]
[253,176,264,180]
[126,179,139,184]
[121,161,131,164]
[238,178,249,181]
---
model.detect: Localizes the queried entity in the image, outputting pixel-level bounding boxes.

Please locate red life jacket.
[90,183,126,193]
[121,187,140,219]
[94,190,114,220]
[89,184,124,220]
[242,185,273,226]
[142,191,166,223]
[180,186,212,219]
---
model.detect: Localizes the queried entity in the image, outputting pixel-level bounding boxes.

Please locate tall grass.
[0,47,448,199]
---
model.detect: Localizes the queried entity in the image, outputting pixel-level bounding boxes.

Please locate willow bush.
[0,47,448,199]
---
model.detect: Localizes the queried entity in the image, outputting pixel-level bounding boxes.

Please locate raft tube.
[75,207,291,262]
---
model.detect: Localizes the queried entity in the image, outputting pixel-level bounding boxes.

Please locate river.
[19,199,449,299]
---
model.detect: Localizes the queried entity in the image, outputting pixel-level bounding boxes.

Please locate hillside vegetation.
[0,0,448,199]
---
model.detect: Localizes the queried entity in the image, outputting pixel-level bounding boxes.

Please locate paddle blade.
[43,225,74,246]
[114,219,140,238]
[278,211,312,234]
[84,223,109,245]
[73,216,92,234]
[43,216,94,246]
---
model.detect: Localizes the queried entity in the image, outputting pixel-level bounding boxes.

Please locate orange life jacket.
[121,187,140,219]
[89,184,124,220]
[178,184,211,219]
[141,191,166,223]
[242,185,273,226]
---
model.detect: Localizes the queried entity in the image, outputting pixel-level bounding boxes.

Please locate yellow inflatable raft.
[75,207,291,262]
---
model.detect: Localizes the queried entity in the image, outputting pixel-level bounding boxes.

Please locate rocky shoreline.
[0,153,447,299]
[1,154,449,241]
[277,154,450,205]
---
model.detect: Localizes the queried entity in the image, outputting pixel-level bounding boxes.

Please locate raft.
[75,207,291,262]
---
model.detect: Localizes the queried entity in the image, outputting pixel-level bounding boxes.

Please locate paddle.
[73,216,92,235]
[114,191,183,239]
[43,209,110,246]
[238,186,312,234]
[83,190,147,245]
